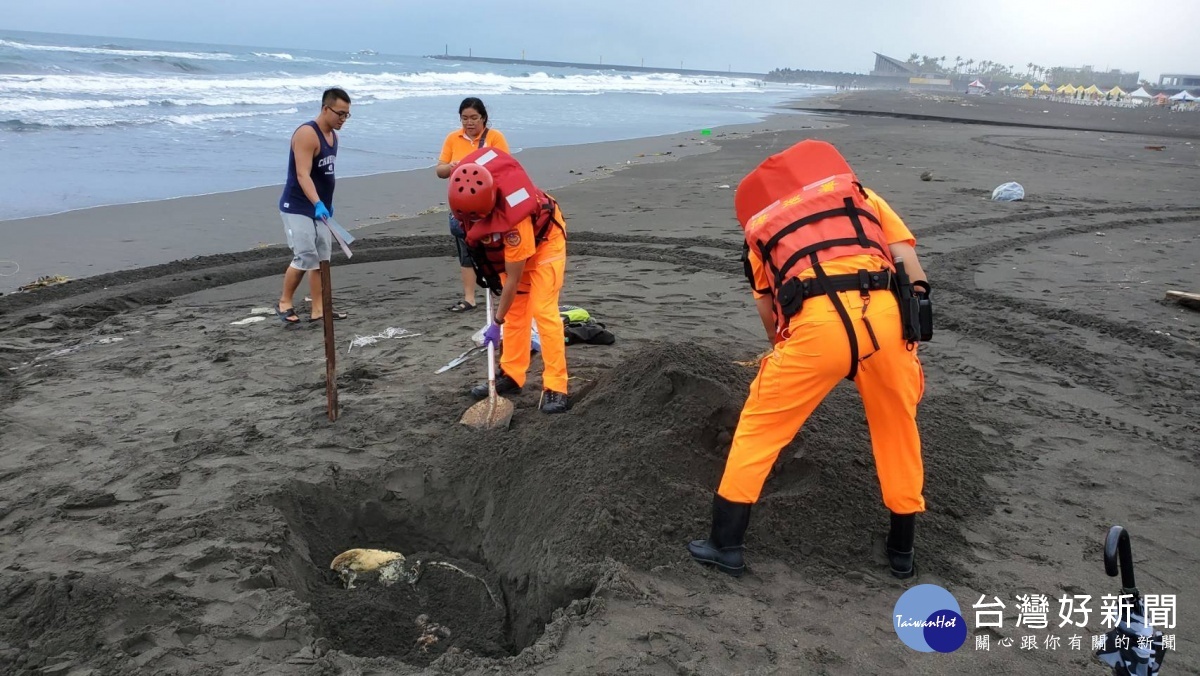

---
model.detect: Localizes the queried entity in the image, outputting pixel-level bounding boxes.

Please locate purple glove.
[482,322,502,348]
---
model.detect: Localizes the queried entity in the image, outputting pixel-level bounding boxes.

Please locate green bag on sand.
[559,305,591,324]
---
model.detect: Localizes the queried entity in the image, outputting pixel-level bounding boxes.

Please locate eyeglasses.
[326,106,351,120]
[460,114,482,122]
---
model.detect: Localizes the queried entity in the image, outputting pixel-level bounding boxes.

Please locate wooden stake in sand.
[316,217,355,422]
[319,260,339,421]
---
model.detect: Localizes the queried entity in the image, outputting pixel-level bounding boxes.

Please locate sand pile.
[244,342,1000,667]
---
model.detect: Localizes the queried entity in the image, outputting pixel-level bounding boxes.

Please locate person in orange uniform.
[446,147,569,414]
[435,97,510,314]
[687,140,933,579]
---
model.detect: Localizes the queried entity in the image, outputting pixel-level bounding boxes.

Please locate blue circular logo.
[893,584,967,653]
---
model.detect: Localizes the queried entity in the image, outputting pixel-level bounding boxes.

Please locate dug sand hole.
[270,479,588,666]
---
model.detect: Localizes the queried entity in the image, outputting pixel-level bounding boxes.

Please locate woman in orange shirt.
[435,97,510,313]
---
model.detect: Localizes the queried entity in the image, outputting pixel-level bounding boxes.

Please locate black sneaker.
[540,390,569,414]
[470,373,522,399]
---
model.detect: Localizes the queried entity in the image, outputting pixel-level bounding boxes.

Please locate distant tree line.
[765,67,866,83]
[902,54,1136,87]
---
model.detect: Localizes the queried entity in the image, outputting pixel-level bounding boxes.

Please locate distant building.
[871,53,920,77]
[1159,73,1200,89]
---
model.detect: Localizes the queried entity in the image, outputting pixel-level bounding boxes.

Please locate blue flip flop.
[275,304,301,325]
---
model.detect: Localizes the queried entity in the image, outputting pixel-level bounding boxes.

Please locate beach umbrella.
[1094,526,1166,676]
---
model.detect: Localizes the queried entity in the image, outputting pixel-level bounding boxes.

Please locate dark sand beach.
[1,90,1198,675]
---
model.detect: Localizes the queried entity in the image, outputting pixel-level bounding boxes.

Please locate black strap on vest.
[742,242,772,295]
[752,183,890,380]
[809,256,861,380]
[805,258,887,381]
[764,200,888,295]
[798,269,890,300]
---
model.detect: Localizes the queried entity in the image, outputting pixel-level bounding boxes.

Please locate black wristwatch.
[494,315,505,326]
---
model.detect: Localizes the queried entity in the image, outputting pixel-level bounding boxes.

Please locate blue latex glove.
[482,322,502,348]
[314,201,332,222]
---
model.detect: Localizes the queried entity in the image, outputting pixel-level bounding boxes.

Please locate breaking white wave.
[0,69,777,113]
[166,108,298,125]
[0,97,153,113]
[0,38,238,62]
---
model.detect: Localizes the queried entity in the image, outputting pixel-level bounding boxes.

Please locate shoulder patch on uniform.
[504,230,521,246]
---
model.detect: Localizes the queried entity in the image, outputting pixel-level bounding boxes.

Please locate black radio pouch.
[776,276,805,319]
[916,285,933,342]
[894,259,933,343]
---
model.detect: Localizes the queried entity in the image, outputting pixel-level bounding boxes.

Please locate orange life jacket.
[455,146,564,290]
[735,140,896,379]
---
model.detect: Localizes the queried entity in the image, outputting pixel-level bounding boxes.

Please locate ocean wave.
[166,108,298,125]
[0,58,37,75]
[0,97,153,113]
[0,117,138,131]
[0,38,238,62]
[252,52,295,60]
[0,106,299,131]
[0,69,782,111]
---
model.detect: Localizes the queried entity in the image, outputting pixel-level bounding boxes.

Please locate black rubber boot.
[886,512,916,579]
[470,372,522,399]
[687,494,752,577]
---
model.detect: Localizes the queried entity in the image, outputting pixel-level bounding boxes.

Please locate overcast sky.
[6,0,1197,81]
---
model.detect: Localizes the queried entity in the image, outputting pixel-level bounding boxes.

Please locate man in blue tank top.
[275,87,351,324]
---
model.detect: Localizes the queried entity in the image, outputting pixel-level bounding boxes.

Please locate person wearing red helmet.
[447,148,570,414]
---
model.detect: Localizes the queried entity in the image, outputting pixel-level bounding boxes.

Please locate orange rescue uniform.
[717,188,926,515]
[497,204,569,394]
[439,128,510,165]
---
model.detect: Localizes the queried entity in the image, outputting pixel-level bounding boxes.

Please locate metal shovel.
[460,292,514,430]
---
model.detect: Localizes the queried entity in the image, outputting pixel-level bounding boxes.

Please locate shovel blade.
[460,394,514,430]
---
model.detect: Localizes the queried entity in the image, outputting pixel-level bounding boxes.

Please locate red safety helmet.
[448,163,497,222]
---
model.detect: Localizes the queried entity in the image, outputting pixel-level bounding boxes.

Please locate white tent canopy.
[1169,90,1196,101]
[968,79,986,88]
[1129,87,1153,99]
